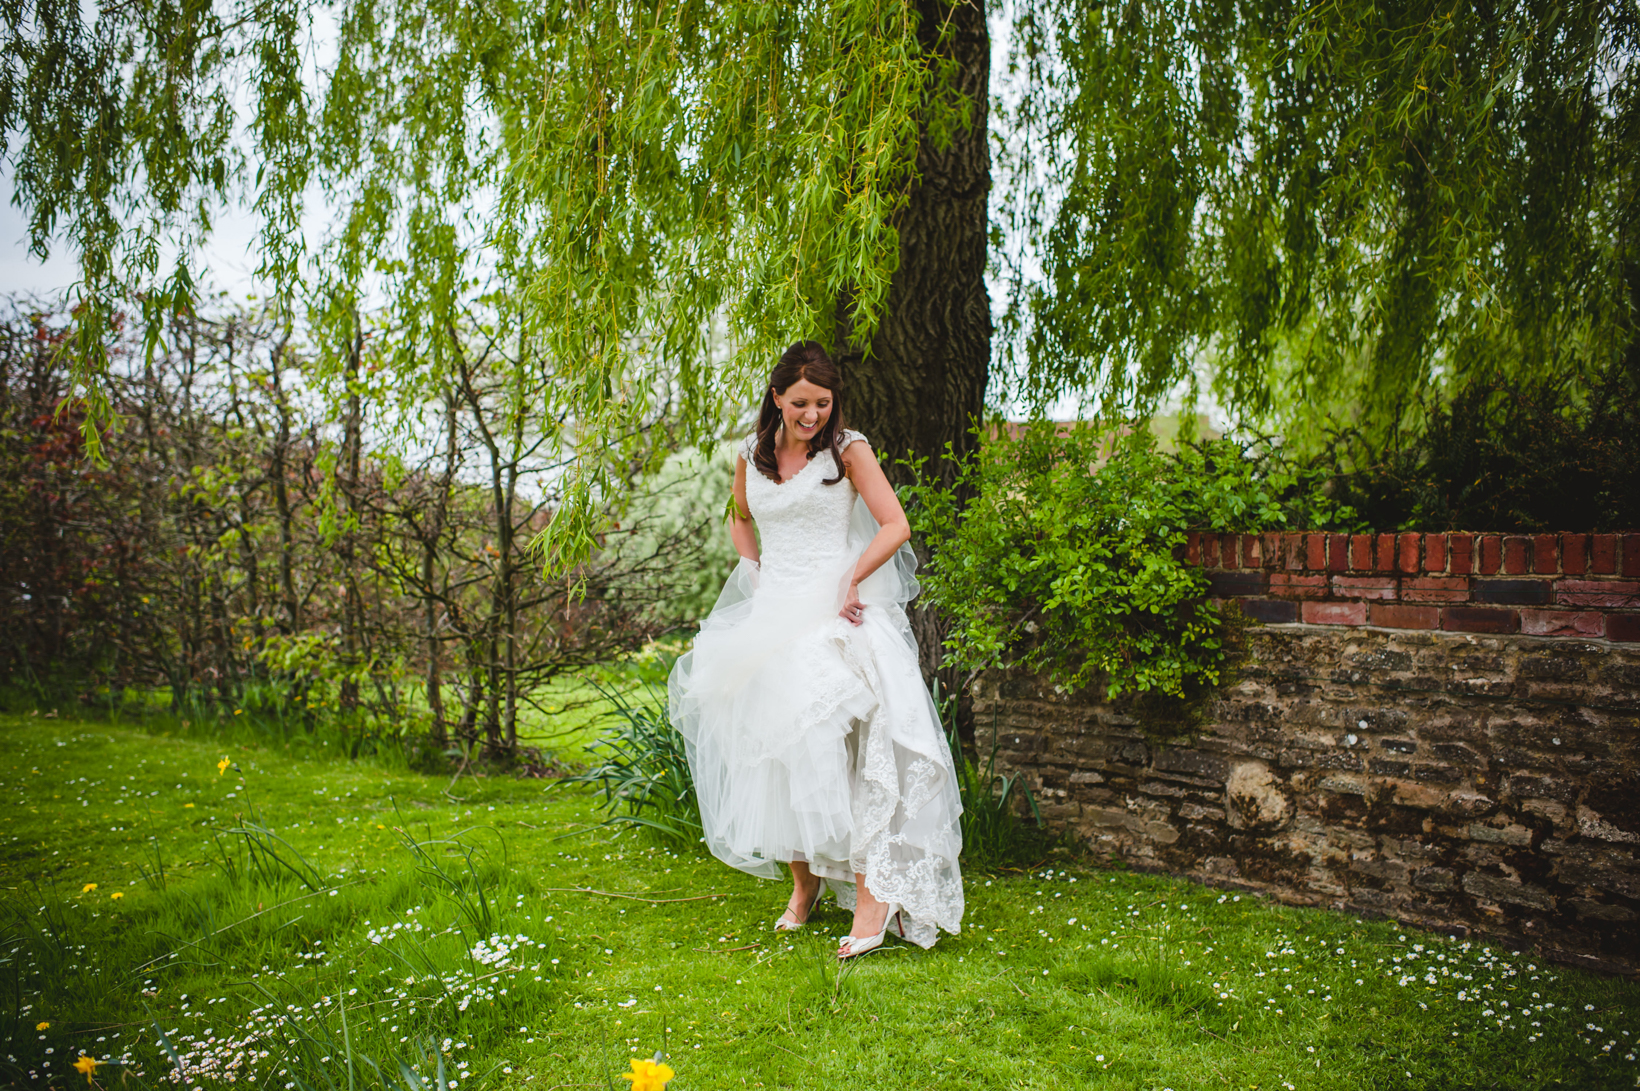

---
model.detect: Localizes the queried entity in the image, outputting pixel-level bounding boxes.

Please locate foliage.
[13,2,1638,542]
[553,683,703,847]
[935,681,1043,873]
[0,302,714,754]
[905,421,1350,697]
[618,443,740,629]
[0,0,966,537]
[5,710,1639,1090]
[0,314,153,691]
[1320,352,1640,532]
[997,0,1640,440]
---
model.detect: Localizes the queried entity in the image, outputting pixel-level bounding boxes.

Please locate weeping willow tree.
[2,0,1637,539]
[0,0,990,555]
[996,0,1640,449]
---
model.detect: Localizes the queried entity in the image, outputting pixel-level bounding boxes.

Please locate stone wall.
[974,625,1640,975]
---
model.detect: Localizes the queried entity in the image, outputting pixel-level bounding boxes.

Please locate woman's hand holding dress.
[835,440,910,625]
[840,582,864,625]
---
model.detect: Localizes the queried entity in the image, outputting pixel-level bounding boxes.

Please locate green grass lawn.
[3,709,1637,1091]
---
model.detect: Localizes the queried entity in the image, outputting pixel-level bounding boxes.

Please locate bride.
[668,341,965,958]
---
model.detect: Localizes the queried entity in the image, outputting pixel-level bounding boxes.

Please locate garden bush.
[552,683,704,848]
[1320,354,1640,532]
[904,422,1351,698]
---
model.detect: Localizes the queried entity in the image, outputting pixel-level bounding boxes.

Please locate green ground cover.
[3,710,1637,1091]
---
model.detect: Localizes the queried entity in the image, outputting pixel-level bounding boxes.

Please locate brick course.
[1520,610,1605,637]
[1594,536,1618,574]
[1451,535,1475,575]
[1191,530,1638,646]
[1534,534,1558,573]
[1426,534,1447,573]
[1369,603,1439,629]
[1611,614,1640,643]
[1303,601,1367,626]
[1504,536,1530,574]
[1564,535,1588,575]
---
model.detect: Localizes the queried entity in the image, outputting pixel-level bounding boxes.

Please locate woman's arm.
[731,454,759,564]
[839,441,910,624]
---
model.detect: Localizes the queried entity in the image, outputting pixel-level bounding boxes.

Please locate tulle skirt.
[667,501,965,948]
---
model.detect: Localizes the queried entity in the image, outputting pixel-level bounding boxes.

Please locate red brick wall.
[1184,531,1640,641]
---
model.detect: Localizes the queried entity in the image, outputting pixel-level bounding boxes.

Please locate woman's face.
[772,377,834,443]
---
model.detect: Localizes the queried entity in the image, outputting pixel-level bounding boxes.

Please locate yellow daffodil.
[73,1054,102,1085]
[81,883,97,894]
[110,892,124,900]
[619,1056,675,1091]
[36,1021,49,1030]
[217,756,231,775]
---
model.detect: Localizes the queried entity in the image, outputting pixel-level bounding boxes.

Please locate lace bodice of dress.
[742,430,866,590]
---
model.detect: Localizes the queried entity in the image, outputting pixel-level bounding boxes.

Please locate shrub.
[904,422,1348,698]
[935,680,1043,871]
[553,683,703,847]
[617,442,739,628]
[1322,354,1640,532]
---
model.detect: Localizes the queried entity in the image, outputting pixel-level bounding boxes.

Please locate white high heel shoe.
[774,884,824,932]
[836,902,903,959]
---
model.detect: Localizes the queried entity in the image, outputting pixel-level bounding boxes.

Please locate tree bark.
[501,409,521,754]
[423,390,457,748]
[841,0,991,682]
[339,321,364,712]
[269,331,300,636]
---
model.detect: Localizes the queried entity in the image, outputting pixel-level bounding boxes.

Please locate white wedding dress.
[668,430,964,948]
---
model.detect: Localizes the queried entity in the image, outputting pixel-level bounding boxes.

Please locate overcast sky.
[0,171,293,305]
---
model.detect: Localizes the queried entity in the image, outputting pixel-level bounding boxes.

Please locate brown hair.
[753,341,846,485]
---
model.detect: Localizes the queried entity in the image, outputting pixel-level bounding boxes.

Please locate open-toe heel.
[774,884,824,932]
[837,903,902,959]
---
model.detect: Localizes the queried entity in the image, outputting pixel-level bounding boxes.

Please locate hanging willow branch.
[0,0,965,566]
[4,0,1637,546]
[995,0,1640,445]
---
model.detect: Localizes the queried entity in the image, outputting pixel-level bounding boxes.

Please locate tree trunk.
[842,0,991,683]
[501,392,524,754]
[424,391,457,748]
[269,332,300,636]
[339,322,364,713]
